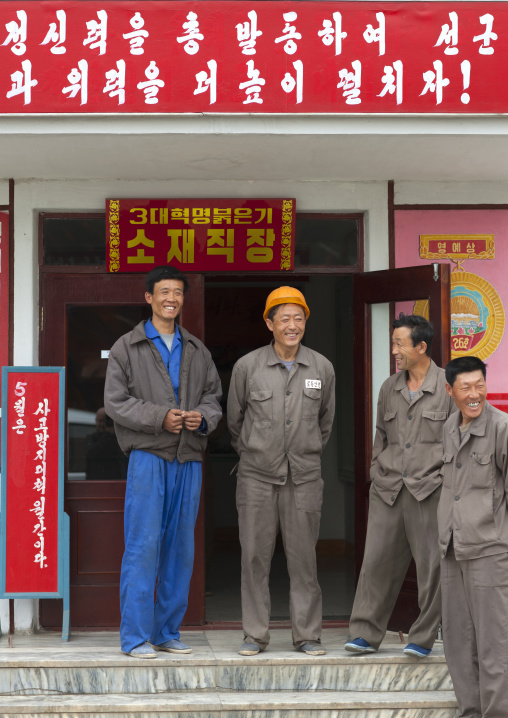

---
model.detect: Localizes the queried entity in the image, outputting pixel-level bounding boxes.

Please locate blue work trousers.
[120,449,202,653]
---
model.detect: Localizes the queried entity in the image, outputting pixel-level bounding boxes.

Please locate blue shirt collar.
[145,318,181,342]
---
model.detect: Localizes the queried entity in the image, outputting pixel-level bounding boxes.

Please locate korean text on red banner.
[0,2,507,114]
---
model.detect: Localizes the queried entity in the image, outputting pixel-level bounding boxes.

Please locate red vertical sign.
[5,372,60,593]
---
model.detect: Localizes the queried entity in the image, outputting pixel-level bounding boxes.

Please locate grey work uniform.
[227,342,335,649]
[438,402,508,718]
[348,360,455,650]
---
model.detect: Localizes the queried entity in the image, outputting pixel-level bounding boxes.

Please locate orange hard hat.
[263,286,310,321]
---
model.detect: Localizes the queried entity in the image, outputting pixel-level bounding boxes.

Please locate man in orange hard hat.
[228,286,335,656]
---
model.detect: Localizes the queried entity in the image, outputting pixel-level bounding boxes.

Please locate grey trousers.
[237,475,323,649]
[441,545,508,718]
[348,483,442,650]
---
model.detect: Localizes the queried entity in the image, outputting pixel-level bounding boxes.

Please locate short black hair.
[145,265,189,295]
[445,356,487,387]
[392,313,434,356]
[267,304,283,322]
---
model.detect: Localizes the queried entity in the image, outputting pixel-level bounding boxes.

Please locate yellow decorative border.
[414,271,505,361]
[108,199,120,272]
[280,199,294,271]
[419,234,495,261]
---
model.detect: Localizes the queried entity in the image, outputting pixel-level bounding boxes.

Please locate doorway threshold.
[185,619,350,631]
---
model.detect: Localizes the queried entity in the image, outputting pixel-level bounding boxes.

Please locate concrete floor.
[0,626,444,658]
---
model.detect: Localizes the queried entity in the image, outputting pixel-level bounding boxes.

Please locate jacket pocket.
[469,452,493,490]
[303,387,321,419]
[246,420,273,453]
[421,410,448,443]
[383,411,398,444]
[249,389,273,420]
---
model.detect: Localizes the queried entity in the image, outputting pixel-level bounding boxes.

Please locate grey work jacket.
[438,402,508,561]
[371,360,456,506]
[227,342,335,485]
[104,320,222,463]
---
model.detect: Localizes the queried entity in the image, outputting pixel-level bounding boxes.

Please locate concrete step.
[0,629,453,695]
[0,689,460,717]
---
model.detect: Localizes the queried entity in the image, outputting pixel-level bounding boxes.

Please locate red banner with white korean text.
[107,198,295,272]
[4,371,60,593]
[0,2,507,114]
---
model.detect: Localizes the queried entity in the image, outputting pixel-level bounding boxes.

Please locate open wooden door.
[39,272,205,629]
[353,263,450,633]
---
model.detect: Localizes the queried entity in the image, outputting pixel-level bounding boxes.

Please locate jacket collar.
[144,318,181,342]
[267,340,311,367]
[394,358,440,394]
[448,401,490,449]
[131,320,191,345]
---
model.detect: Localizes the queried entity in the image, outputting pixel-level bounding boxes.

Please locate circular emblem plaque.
[414,271,505,360]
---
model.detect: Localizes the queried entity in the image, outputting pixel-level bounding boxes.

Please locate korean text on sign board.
[5,373,60,594]
[0,2,507,114]
[107,199,295,271]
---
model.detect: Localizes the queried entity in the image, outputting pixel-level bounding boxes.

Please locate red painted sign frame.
[4,371,61,592]
[107,198,295,272]
[0,367,70,639]
[0,2,506,114]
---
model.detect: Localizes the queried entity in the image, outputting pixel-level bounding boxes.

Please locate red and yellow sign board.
[107,198,295,272]
[419,234,495,260]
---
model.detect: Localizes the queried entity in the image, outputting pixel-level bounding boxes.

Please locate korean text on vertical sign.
[107,198,295,272]
[0,368,66,598]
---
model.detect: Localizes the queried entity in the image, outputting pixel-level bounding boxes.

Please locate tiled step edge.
[0,689,458,713]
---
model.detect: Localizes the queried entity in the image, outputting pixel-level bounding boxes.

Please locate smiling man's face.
[446,369,487,425]
[145,279,184,328]
[391,326,426,372]
[265,303,306,353]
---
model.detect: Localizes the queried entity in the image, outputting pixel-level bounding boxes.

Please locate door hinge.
[433,263,439,282]
[40,307,43,332]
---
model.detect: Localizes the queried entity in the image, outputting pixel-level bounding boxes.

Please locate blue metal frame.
[0,367,70,640]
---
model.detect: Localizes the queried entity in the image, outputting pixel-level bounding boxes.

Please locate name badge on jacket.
[305,379,321,389]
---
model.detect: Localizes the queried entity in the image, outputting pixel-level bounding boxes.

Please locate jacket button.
[279,477,285,483]
[286,390,291,396]
[402,472,407,478]
[455,495,460,501]
[456,462,462,468]
[405,443,410,449]
[408,415,412,420]
[443,550,446,556]
[390,496,395,502]
[286,419,291,425]
[449,527,453,533]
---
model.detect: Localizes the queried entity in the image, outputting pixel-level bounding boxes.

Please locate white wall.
[0,181,9,205]
[395,180,508,205]
[5,176,389,631]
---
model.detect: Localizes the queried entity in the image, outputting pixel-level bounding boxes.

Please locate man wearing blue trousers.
[105,265,222,658]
